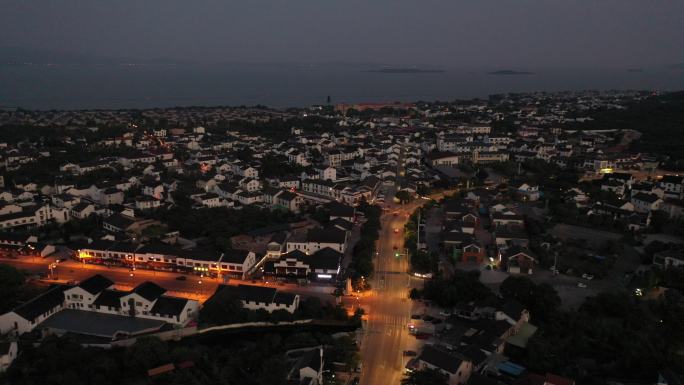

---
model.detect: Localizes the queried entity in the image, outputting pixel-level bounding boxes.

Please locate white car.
[439,310,452,317]
[577,282,587,288]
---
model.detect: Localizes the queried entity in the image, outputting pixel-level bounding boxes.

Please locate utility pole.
[416,210,421,252]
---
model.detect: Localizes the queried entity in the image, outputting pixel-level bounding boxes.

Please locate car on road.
[403,350,417,357]
[577,282,587,288]
[581,273,594,280]
[439,310,451,317]
[176,275,187,281]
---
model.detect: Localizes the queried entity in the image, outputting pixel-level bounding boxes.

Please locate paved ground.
[0,256,336,304]
[40,309,166,338]
[551,223,622,246]
[642,233,684,245]
[356,190,457,385]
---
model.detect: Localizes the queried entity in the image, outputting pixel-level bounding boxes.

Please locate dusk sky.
[1,0,683,68]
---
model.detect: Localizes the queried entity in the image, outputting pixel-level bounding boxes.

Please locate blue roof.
[496,361,526,376]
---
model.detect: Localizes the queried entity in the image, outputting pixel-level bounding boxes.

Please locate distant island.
[367,68,445,74]
[488,70,534,75]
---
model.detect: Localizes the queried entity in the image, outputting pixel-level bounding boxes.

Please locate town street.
[357,192,452,385]
[0,256,335,303]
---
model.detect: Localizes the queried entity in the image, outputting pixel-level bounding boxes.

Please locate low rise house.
[288,347,324,385]
[286,227,347,254]
[503,247,536,274]
[266,247,343,281]
[212,284,299,313]
[0,341,18,372]
[0,285,70,335]
[417,345,473,385]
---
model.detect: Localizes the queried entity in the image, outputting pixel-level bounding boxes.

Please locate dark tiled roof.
[14,284,70,321]
[324,201,355,217]
[282,249,308,260]
[306,247,342,270]
[150,296,188,317]
[221,249,250,264]
[103,213,135,230]
[137,241,184,256]
[328,218,354,231]
[92,289,125,309]
[306,228,346,244]
[133,282,167,301]
[273,291,297,306]
[0,232,32,243]
[418,345,463,374]
[236,284,277,304]
[78,274,114,295]
[633,192,660,203]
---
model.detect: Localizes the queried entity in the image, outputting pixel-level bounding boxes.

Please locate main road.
[357,197,434,385]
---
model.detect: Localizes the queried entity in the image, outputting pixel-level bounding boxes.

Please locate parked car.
[582,273,594,280]
[577,282,587,288]
[438,310,451,317]
[403,350,417,357]
[411,314,421,319]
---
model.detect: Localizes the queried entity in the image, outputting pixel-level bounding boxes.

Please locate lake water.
[1,65,683,110]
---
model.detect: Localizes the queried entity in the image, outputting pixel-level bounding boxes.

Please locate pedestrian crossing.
[368,313,409,329]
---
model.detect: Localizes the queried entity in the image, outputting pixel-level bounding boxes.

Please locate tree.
[199,290,246,325]
[500,276,561,323]
[419,270,492,307]
[0,264,26,313]
[649,210,670,233]
[401,369,448,385]
[396,190,412,204]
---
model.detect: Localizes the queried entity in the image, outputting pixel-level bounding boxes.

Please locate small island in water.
[488,70,534,75]
[367,68,445,74]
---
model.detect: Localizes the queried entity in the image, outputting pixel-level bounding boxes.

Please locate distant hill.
[488,70,534,75]
[568,91,684,162]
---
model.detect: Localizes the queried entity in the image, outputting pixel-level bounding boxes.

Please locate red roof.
[545,373,575,385]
